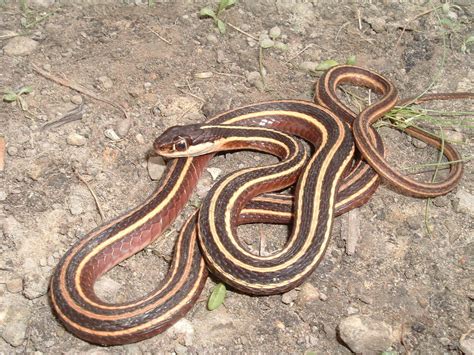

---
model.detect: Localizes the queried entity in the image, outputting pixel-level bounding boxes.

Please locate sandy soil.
[0,1,473,353]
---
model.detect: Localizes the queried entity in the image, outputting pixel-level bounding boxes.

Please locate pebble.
[443,129,465,143]
[1,298,30,347]
[7,145,19,156]
[296,283,320,305]
[338,315,396,354]
[439,337,450,346]
[411,138,427,149]
[281,289,298,304]
[346,306,359,315]
[207,33,218,44]
[299,61,317,72]
[3,36,38,56]
[143,82,152,91]
[70,95,83,105]
[6,278,23,293]
[23,272,48,299]
[104,128,121,141]
[269,26,281,39]
[135,133,145,145]
[319,292,328,301]
[116,119,132,138]
[459,330,474,355]
[66,133,87,146]
[28,0,55,7]
[174,344,188,354]
[432,195,449,207]
[94,276,122,301]
[453,189,474,216]
[97,76,113,90]
[39,257,47,267]
[207,167,222,181]
[216,49,226,63]
[68,194,85,216]
[147,156,167,180]
[246,71,264,91]
[365,17,387,32]
[0,190,7,201]
[169,318,195,346]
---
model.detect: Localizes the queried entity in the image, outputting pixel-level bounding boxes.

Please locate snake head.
[154,124,219,158]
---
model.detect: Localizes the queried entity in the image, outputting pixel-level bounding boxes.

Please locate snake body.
[49,66,468,345]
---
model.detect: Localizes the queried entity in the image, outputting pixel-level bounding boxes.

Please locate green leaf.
[465,35,474,45]
[199,7,217,20]
[315,59,339,71]
[2,92,17,102]
[208,283,226,310]
[439,18,455,29]
[346,55,356,65]
[18,86,33,95]
[218,0,236,13]
[217,19,226,34]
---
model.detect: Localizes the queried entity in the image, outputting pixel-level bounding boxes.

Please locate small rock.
[366,17,387,32]
[454,189,474,216]
[216,49,226,63]
[169,318,194,346]
[6,278,23,294]
[135,133,145,145]
[143,82,152,91]
[174,344,188,354]
[443,129,465,143]
[94,276,122,301]
[347,306,359,315]
[70,95,83,105]
[1,298,30,347]
[338,315,396,354]
[269,26,281,39]
[207,34,218,44]
[299,61,317,72]
[0,190,7,201]
[97,76,113,90]
[207,167,222,181]
[3,36,38,56]
[439,337,450,346]
[459,330,474,355]
[23,272,48,299]
[433,195,450,207]
[128,86,142,98]
[68,194,85,216]
[246,71,264,91]
[405,215,422,230]
[296,283,319,305]
[28,0,55,7]
[66,133,87,146]
[411,138,427,149]
[39,258,47,267]
[281,289,298,304]
[147,156,166,180]
[7,146,19,156]
[319,292,328,301]
[116,119,132,138]
[104,128,121,141]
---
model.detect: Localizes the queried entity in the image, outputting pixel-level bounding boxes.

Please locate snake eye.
[173,136,189,152]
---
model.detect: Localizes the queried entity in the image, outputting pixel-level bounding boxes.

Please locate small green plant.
[199,0,237,34]
[2,86,33,111]
[207,283,226,310]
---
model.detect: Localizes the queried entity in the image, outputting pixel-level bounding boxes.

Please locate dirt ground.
[0,0,473,354]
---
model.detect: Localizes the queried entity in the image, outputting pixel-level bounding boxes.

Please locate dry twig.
[31,63,129,119]
[74,169,106,221]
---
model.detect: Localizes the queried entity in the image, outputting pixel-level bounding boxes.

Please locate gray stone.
[147,156,166,181]
[6,278,23,294]
[338,315,396,353]
[23,272,48,299]
[0,297,30,347]
[3,37,38,56]
[116,119,132,138]
[66,133,87,146]
[454,189,474,216]
[281,289,298,304]
[459,329,474,355]
[296,283,319,305]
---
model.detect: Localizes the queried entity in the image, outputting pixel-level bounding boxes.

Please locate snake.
[49,65,468,345]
